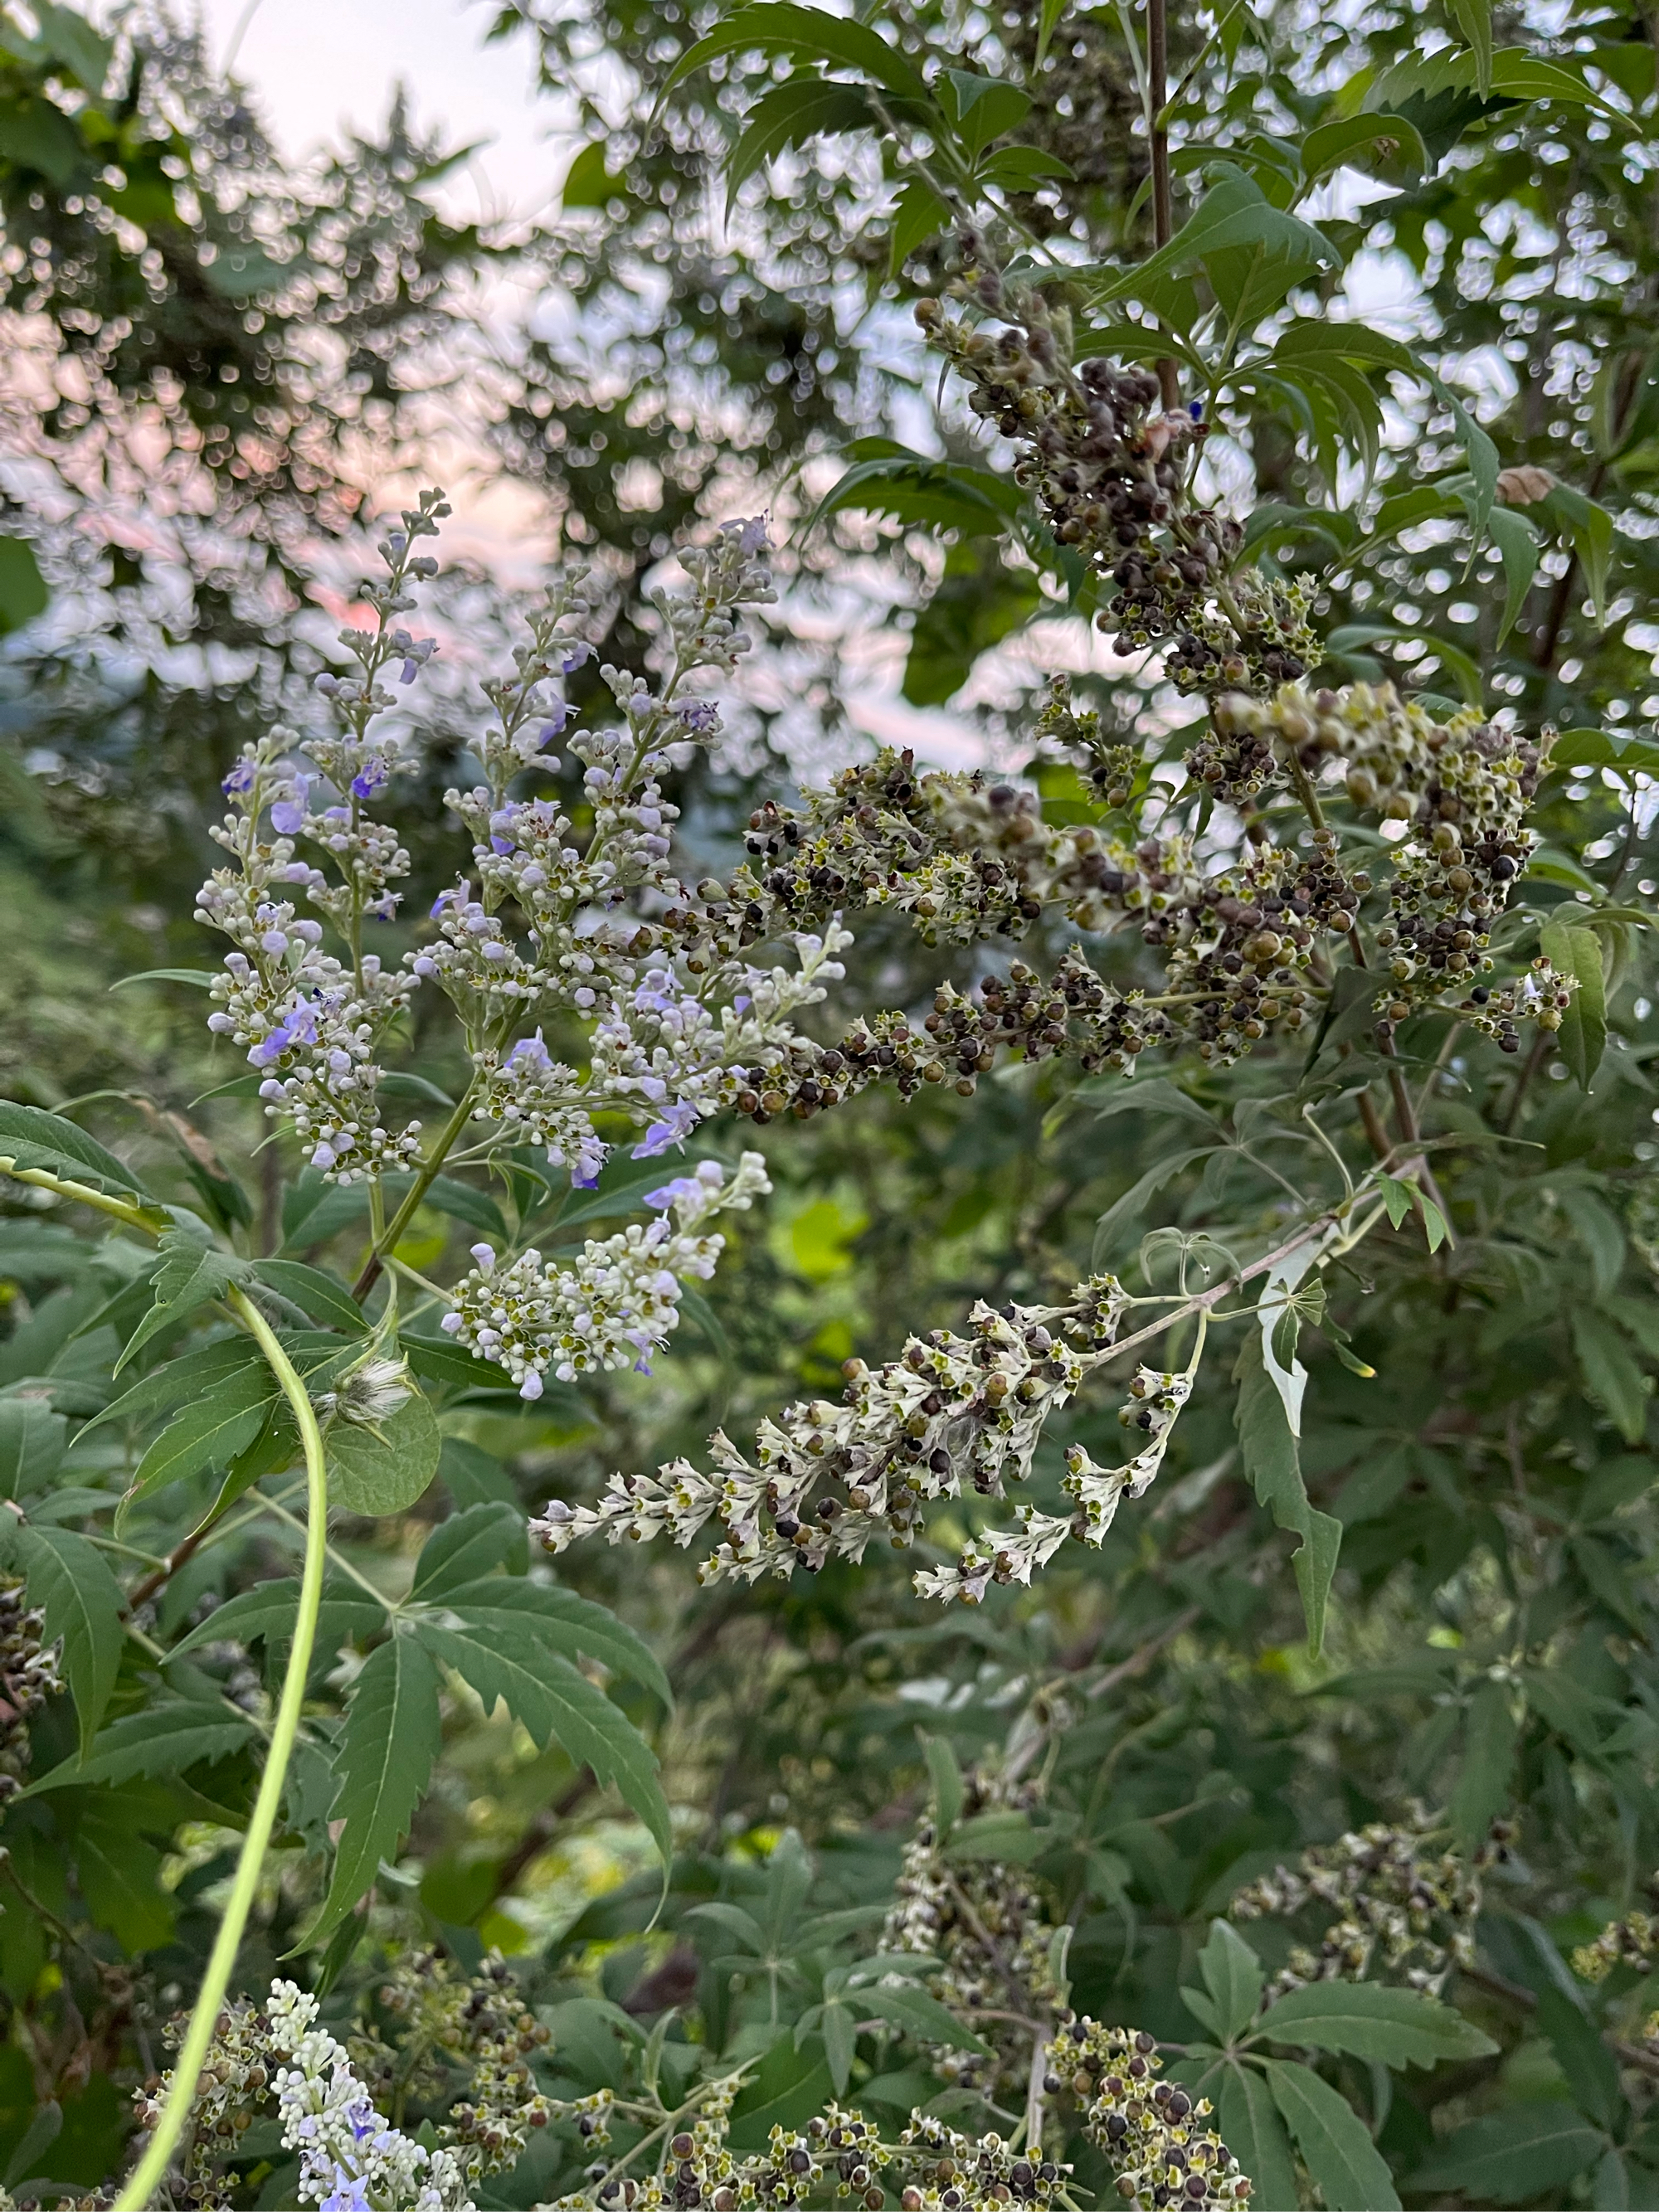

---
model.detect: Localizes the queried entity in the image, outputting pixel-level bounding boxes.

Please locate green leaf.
[326,1386,440,1517]
[1540,920,1608,1091]
[115,1230,247,1376]
[1258,1981,1497,2067]
[0,1101,160,1207]
[1450,1679,1519,1852]
[1409,2104,1604,2200]
[382,1172,507,1242]
[410,1502,526,1599]
[727,2039,835,2152]
[248,1261,367,1335]
[400,1332,521,1396]
[562,139,624,207]
[1197,1919,1265,2043]
[168,1577,385,1660]
[1299,113,1428,187]
[1219,2063,1299,2212]
[80,1337,263,1437]
[1266,2058,1399,2210]
[659,3,930,107]
[436,1579,673,1711]
[921,1732,965,1837]
[1448,0,1493,94]
[802,445,1025,544]
[0,537,47,635]
[25,1703,254,1794]
[74,1789,175,1953]
[14,1525,124,1754]
[1091,1145,1219,1262]
[1544,482,1618,625]
[941,70,1031,158]
[1487,503,1541,644]
[0,1395,65,1497]
[416,1616,669,1861]
[1572,1310,1647,1444]
[1087,165,1340,309]
[119,1366,279,1522]
[887,177,951,277]
[724,77,873,213]
[854,1984,990,2054]
[307,1634,443,1945]
[1233,1331,1342,1655]
[438,1436,518,1506]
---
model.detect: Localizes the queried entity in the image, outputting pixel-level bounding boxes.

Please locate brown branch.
[1082,1606,1201,1699]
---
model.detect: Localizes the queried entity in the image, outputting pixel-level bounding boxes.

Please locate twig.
[1082,1607,1201,1699]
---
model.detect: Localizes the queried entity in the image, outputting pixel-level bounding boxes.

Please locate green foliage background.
[3,0,1659,2205]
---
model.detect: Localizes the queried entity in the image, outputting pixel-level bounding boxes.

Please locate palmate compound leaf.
[1264,2058,1399,2211]
[23,1701,255,1795]
[1256,1981,1499,2067]
[168,1578,386,1660]
[408,1501,526,1598]
[411,1611,670,1862]
[305,1634,443,1947]
[429,1576,673,1711]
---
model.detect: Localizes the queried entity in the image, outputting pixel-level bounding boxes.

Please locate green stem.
[352,1075,481,1301]
[0,1162,164,1234]
[113,1283,329,2212]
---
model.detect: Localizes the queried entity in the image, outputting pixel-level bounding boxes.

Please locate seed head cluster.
[533,1276,1134,1597]
[1228,1807,1515,2000]
[0,1577,60,1799]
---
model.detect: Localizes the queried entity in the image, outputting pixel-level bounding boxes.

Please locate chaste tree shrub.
[5,1,1659,2209]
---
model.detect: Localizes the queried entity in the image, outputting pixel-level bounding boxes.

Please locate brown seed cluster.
[1229,1808,1514,2001]
[0,1576,61,1800]
[883,1772,1058,2095]
[1573,1888,1659,1985]
[361,1949,555,2177]
[1052,2019,1250,2207]
[912,265,1307,698]
[568,2095,1074,2212]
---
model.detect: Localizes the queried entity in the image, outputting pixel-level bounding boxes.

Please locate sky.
[192,0,564,227]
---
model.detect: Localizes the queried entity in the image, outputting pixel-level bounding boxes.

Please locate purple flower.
[632,1101,700,1159]
[560,644,593,676]
[677,699,721,734]
[270,773,312,836]
[320,2168,372,2212]
[507,1030,553,1074]
[221,759,255,796]
[722,514,771,556]
[351,756,388,800]
[538,702,571,743]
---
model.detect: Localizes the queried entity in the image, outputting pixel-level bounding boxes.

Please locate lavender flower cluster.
[440,1154,771,1398]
